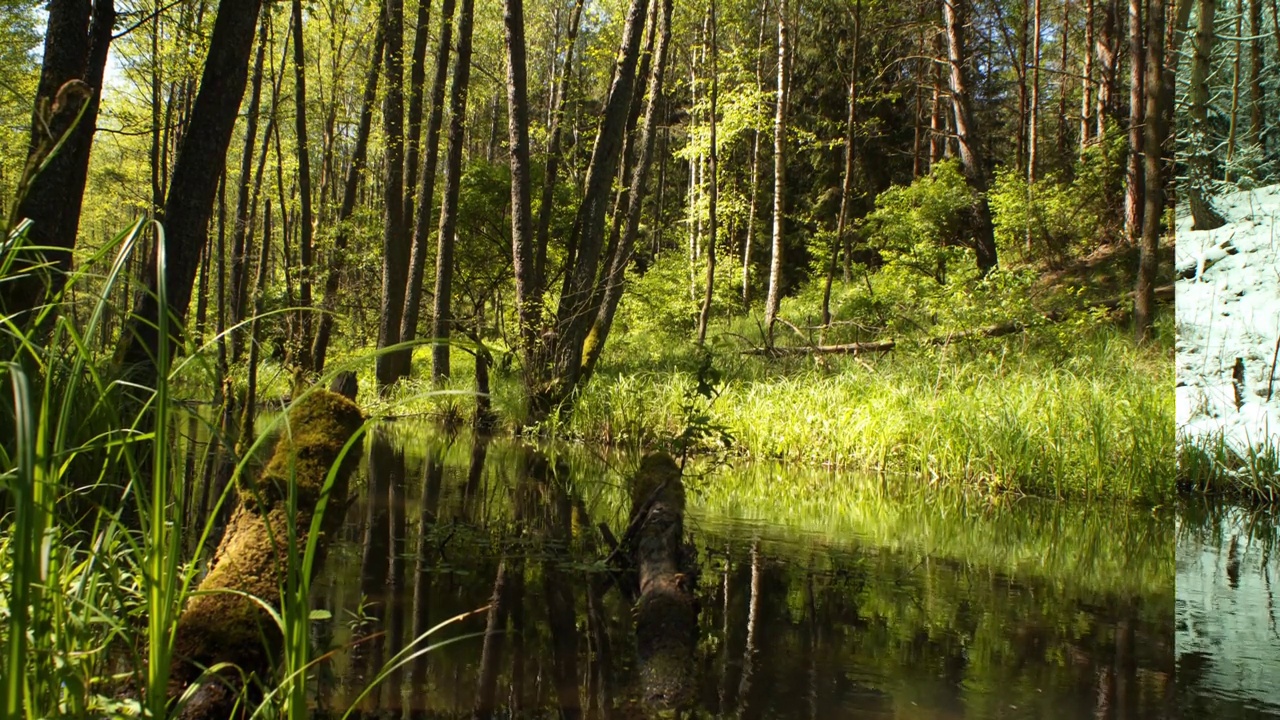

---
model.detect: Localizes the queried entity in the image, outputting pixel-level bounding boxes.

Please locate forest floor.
[1176,184,1280,500]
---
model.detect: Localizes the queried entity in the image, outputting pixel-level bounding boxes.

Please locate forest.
[0,0,1192,716]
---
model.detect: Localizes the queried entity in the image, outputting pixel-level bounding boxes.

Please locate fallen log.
[167,388,366,719]
[746,284,1174,356]
[628,453,698,709]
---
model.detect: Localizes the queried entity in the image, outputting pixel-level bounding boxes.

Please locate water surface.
[1176,502,1280,719]
[310,426,1174,718]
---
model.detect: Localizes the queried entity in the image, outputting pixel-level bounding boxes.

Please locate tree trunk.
[397,0,455,376]
[533,0,586,289]
[403,0,433,227]
[1187,0,1226,230]
[503,0,542,365]
[1056,0,1072,161]
[1227,0,1244,179]
[763,0,789,339]
[311,18,385,374]
[430,0,476,383]
[743,0,769,304]
[1135,0,1166,342]
[1251,0,1264,145]
[118,0,265,376]
[542,0,652,411]
[1096,0,1119,134]
[229,16,268,363]
[943,0,999,275]
[578,0,673,383]
[696,0,719,347]
[291,0,315,373]
[376,0,408,390]
[2,0,114,327]
[822,2,860,330]
[1124,0,1144,243]
[1029,0,1042,182]
[1081,0,1095,150]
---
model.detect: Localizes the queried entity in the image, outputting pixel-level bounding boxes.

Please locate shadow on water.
[310,424,1175,719]
[1176,501,1280,719]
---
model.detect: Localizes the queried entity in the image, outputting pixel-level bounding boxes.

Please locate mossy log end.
[168,389,365,720]
[628,453,698,709]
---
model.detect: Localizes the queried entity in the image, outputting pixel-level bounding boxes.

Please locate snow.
[1177,184,1280,453]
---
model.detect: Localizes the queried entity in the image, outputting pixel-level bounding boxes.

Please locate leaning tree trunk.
[430,0,476,383]
[1186,0,1225,230]
[229,16,268,363]
[763,0,789,339]
[118,0,265,378]
[942,0,999,275]
[2,0,114,329]
[1135,0,1167,342]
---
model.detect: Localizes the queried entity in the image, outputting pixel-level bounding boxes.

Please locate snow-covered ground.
[1177,185,1280,453]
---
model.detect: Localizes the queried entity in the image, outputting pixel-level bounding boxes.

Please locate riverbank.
[280,310,1175,506]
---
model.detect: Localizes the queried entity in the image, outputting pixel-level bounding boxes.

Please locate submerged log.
[747,284,1174,356]
[168,388,366,719]
[628,453,698,709]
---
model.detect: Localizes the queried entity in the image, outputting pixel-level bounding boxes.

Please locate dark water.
[1176,503,1280,719]
[308,426,1175,719]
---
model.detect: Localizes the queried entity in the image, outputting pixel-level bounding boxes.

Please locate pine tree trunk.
[1226,0,1244,179]
[504,0,541,359]
[1081,0,1095,150]
[1124,0,1144,243]
[1187,0,1226,230]
[1135,0,1166,342]
[943,0,999,275]
[1250,0,1264,146]
[1029,0,1042,182]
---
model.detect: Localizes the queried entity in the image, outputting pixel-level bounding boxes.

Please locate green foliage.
[860,160,976,284]
[989,127,1127,264]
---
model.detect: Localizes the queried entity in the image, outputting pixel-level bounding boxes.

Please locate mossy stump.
[628,453,698,709]
[168,389,365,719]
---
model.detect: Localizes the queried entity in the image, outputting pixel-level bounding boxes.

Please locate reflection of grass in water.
[1176,499,1280,560]
[685,461,1173,604]
[364,428,1171,605]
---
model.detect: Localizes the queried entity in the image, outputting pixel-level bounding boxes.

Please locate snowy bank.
[1176,184,1280,453]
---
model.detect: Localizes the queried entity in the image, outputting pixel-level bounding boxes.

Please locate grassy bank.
[1177,434,1280,504]
[336,313,1175,505]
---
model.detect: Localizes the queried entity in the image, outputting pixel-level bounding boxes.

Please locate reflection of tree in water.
[1176,502,1280,719]
[314,433,1173,719]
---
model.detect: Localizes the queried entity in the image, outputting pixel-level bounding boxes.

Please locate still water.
[1176,503,1280,719]
[308,426,1175,719]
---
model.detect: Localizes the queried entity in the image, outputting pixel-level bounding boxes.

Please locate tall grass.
[0,220,441,718]
[1177,430,1280,504]
[570,319,1176,503]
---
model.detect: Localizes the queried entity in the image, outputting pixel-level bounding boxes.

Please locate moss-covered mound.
[169,389,365,719]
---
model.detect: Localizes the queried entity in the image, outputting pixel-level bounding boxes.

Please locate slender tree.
[1135,0,1167,342]
[430,0,476,382]
[1186,0,1225,230]
[763,0,789,338]
[291,0,315,372]
[376,0,408,389]
[697,0,719,346]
